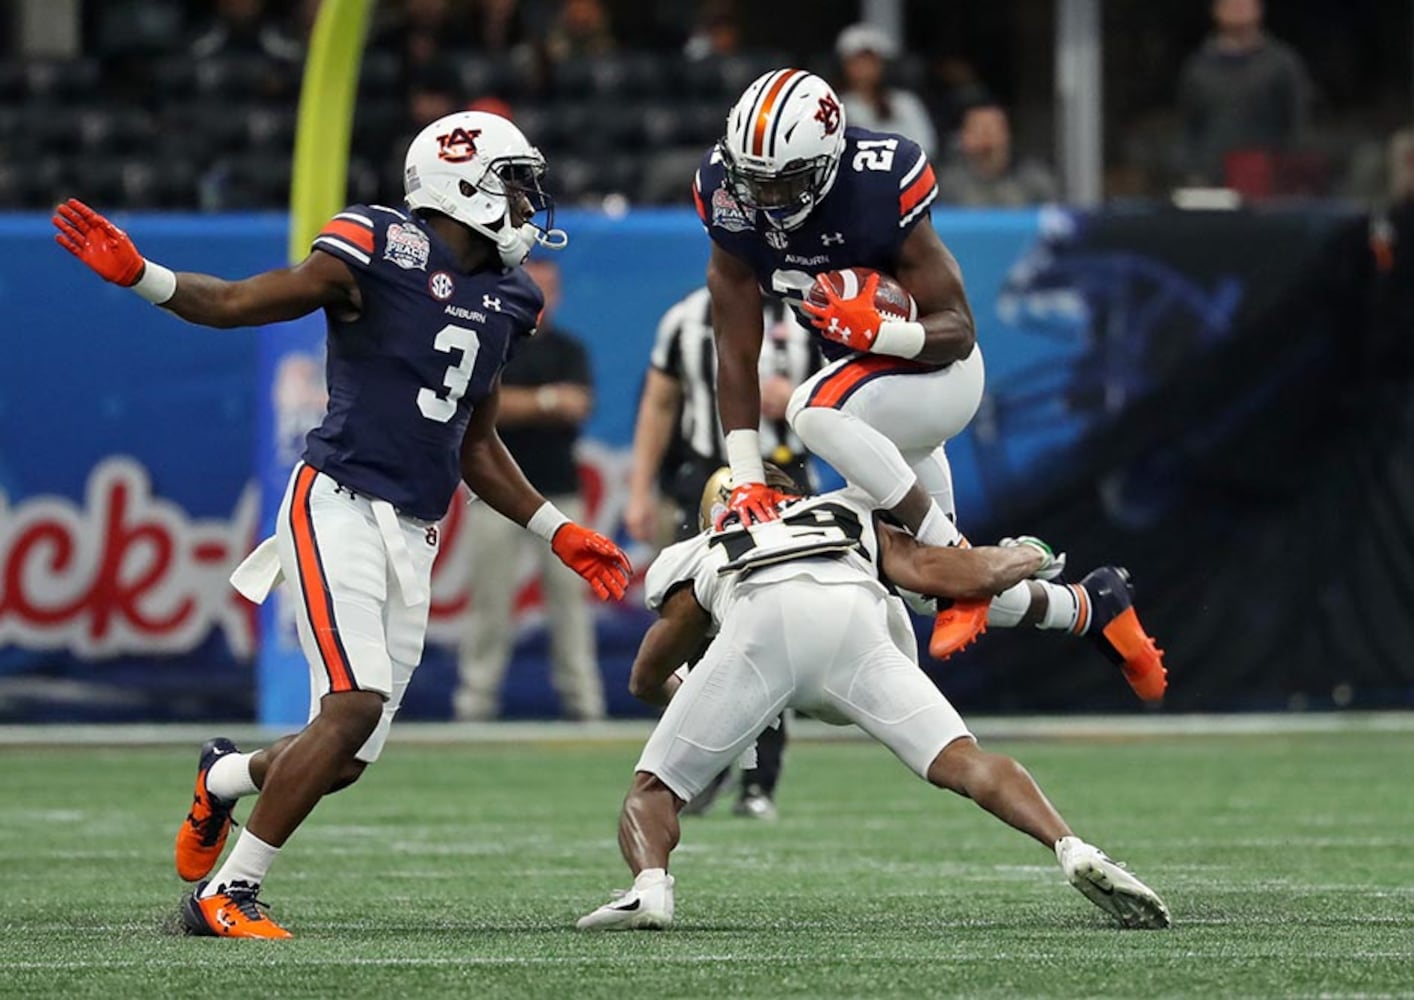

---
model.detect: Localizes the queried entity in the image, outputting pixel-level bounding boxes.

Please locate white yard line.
[0,711,1410,747]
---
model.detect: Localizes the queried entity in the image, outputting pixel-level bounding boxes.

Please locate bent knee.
[328,758,369,793]
[320,689,386,744]
[925,734,981,792]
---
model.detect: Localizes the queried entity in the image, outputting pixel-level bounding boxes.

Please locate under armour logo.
[827,316,852,342]
[821,232,844,246]
[483,294,502,311]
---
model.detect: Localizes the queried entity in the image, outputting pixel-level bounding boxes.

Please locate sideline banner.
[0,206,1363,720]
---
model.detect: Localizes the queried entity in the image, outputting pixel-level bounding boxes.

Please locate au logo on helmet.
[436,127,482,163]
[815,95,841,136]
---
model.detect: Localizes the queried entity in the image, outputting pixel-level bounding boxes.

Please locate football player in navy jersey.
[694,69,1165,703]
[53,111,631,939]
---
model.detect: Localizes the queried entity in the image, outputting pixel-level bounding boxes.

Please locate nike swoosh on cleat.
[609,898,641,912]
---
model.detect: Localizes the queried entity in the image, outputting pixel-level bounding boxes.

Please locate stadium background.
[2,0,1413,724]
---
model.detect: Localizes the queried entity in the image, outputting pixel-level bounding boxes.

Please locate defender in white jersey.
[578,467,1171,932]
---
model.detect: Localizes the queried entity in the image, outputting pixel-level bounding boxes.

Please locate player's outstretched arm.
[461,384,631,600]
[628,585,711,706]
[707,244,782,524]
[53,199,358,328]
[892,215,977,365]
[878,523,1048,600]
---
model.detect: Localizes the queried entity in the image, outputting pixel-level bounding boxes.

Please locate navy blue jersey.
[693,127,937,361]
[302,204,543,520]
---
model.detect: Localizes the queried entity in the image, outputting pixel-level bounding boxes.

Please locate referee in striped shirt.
[626,286,821,545]
[625,285,821,820]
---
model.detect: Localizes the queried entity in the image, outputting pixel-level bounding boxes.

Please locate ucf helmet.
[699,467,736,532]
[403,111,567,268]
[718,69,847,231]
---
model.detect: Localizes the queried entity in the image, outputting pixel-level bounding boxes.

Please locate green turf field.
[2,728,1411,998]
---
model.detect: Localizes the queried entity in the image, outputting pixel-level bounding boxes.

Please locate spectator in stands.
[683,0,741,61]
[470,0,527,51]
[835,23,937,158]
[191,0,301,62]
[384,70,464,202]
[1177,0,1312,186]
[455,258,604,722]
[936,102,1058,207]
[375,0,470,76]
[544,0,617,64]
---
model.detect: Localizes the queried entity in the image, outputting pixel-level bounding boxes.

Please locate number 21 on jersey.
[418,323,481,423]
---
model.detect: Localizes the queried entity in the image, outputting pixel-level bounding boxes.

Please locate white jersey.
[644,487,913,655]
[636,487,966,800]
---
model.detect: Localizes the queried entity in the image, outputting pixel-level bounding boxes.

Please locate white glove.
[1000,535,1067,581]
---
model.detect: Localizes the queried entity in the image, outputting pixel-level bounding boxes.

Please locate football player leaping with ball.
[695,69,1166,700]
[53,111,631,939]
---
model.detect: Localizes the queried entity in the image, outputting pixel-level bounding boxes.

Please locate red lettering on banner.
[0,457,258,659]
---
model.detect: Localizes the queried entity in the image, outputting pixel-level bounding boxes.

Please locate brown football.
[806,267,918,322]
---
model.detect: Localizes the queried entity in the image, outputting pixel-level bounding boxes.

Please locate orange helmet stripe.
[751,69,803,157]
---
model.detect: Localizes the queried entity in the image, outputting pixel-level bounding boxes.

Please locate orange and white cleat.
[1078,566,1167,702]
[928,599,990,660]
[175,738,240,882]
[182,880,292,939]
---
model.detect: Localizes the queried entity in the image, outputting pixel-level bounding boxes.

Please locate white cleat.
[1055,836,1172,930]
[576,868,675,931]
[732,791,778,821]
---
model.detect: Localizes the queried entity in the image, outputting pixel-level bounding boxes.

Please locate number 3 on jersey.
[418,323,481,423]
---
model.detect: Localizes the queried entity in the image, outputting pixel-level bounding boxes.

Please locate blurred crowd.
[0,0,1409,210]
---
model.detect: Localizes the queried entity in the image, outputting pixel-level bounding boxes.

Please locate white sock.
[1037,581,1090,633]
[206,752,258,801]
[986,581,1032,627]
[634,867,668,888]
[916,504,961,547]
[201,830,281,897]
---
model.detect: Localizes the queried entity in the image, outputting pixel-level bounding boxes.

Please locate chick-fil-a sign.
[0,458,259,659]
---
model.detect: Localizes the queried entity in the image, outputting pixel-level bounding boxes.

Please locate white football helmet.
[403,110,567,268]
[719,69,847,231]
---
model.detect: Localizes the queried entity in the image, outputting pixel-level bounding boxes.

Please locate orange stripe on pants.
[290,466,357,692]
[806,355,934,410]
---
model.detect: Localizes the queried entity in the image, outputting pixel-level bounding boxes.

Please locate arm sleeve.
[310,206,378,270]
[644,536,710,610]
[895,141,938,235]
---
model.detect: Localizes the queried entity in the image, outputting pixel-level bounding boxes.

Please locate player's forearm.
[461,432,547,527]
[629,620,705,705]
[162,272,314,329]
[915,545,1044,600]
[715,346,763,432]
[915,308,976,365]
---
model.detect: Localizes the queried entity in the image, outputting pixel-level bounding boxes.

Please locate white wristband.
[872,320,926,359]
[525,501,570,542]
[724,428,765,484]
[131,259,177,305]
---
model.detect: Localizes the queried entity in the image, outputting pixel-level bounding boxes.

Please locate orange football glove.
[52,198,146,287]
[801,271,884,351]
[551,522,632,601]
[714,482,784,530]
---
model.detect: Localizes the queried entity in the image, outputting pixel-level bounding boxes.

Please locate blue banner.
[9,205,1242,721]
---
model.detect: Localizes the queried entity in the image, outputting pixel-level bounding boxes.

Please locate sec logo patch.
[428,271,455,300]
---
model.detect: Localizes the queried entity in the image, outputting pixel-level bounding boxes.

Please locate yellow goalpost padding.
[287,0,375,264]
